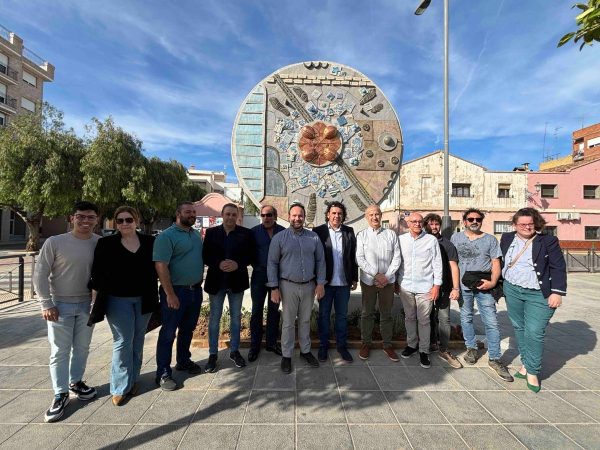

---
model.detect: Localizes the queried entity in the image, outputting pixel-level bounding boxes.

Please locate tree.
[0,103,84,250]
[558,1,600,50]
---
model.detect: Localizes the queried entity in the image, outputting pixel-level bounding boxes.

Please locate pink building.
[527,158,600,241]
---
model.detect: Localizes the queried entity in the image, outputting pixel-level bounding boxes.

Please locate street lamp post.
[415,0,452,236]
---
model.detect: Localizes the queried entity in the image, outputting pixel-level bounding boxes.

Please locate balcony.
[0,63,18,85]
[0,93,17,113]
[22,47,54,82]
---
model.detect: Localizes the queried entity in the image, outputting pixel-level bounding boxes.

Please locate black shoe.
[205,354,218,373]
[248,348,259,362]
[338,348,354,363]
[300,352,320,367]
[230,351,246,368]
[69,380,97,400]
[155,375,178,391]
[266,344,283,356]
[318,347,328,362]
[419,352,431,369]
[401,346,418,359]
[281,357,292,374]
[175,361,203,375]
[463,348,478,365]
[44,393,70,423]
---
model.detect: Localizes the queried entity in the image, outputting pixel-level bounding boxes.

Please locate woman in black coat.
[90,206,158,405]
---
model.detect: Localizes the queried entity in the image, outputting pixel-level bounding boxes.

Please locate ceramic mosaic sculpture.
[231,61,403,225]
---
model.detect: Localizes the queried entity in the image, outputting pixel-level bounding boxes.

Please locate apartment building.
[0,24,55,244]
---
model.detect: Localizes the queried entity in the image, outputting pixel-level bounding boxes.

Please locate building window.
[21,97,35,112]
[583,185,600,199]
[540,184,558,198]
[382,220,390,229]
[585,226,600,240]
[497,183,511,198]
[0,53,7,75]
[494,221,513,234]
[451,183,471,197]
[0,82,6,104]
[22,70,37,87]
[544,226,558,237]
[0,112,5,126]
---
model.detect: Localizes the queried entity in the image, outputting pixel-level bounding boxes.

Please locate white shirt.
[502,235,540,290]
[328,224,347,286]
[356,227,401,286]
[397,231,443,293]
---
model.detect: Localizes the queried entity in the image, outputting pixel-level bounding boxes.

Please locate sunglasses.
[261,213,274,218]
[466,217,483,223]
[116,217,135,224]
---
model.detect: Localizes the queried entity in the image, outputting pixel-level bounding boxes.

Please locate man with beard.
[451,208,513,382]
[153,202,204,390]
[267,203,326,374]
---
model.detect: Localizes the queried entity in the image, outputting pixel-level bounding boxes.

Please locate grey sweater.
[33,232,100,310]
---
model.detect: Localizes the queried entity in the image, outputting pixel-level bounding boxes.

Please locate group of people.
[33,198,566,423]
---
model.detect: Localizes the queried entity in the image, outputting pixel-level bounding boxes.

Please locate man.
[203,203,254,372]
[313,202,358,363]
[267,203,326,374]
[356,205,401,361]
[153,202,204,391]
[34,201,100,423]
[396,213,443,369]
[451,208,513,382]
[248,205,285,362]
[424,213,463,369]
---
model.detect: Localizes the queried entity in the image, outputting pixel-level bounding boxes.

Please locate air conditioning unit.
[556,212,571,220]
[570,212,581,220]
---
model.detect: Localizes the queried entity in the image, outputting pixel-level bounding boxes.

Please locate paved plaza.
[0,273,598,449]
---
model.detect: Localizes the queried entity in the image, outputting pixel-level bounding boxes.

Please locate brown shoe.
[383,347,400,362]
[358,344,370,360]
[438,350,463,369]
[112,395,126,406]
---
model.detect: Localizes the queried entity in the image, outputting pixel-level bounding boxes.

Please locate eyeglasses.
[116,217,135,224]
[516,223,535,228]
[74,214,97,221]
[466,217,483,223]
[260,213,274,218]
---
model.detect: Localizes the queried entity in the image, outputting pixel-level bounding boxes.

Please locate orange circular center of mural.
[298,122,342,166]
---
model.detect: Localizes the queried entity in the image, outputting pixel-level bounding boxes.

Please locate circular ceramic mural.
[231,61,403,225]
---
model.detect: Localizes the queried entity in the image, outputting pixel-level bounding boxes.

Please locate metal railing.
[0,64,18,82]
[23,47,46,67]
[563,249,599,273]
[0,24,10,41]
[0,94,17,109]
[0,255,25,304]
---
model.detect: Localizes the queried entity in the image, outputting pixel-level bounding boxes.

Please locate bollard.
[18,256,24,302]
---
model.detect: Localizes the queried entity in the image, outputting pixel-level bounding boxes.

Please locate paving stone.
[295,365,337,389]
[539,370,589,390]
[296,424,352,449]
[179,424,241,449]
[331,348,368,366]
[139,390,202,424]
[238,424,294,449]
[32,395,110,424]
[253,365,295,390]
[341,390,396,424]
[554,391,600,421]
[454,424,524,449]
[0,424,22,445]
[334,366,379,390]
[448,367,505,390]
[0,347,50,366]
[193,390,250,423]
[372,367,421,390]
[211,366,256,390]
[178,370,215,390]
[0,366,50,389]
[57,424,132,449]
[296,390,345,423]
[349,424,410,449]
[506,424,580,449]
[245,390,294,423]
[86,345,114,366]
[511,390,596,423]
[0,390,25,411]
[0,424,78,449]
[556,368,600,390]
[119,424,187,449]
[384,391,447,424]
[405,367,464,391]
[428,391,497,424]
[0,390,53,423]
[557,424,600,449]
[470,391,547,424]
[84,389,160,424]
[402,424,468,449]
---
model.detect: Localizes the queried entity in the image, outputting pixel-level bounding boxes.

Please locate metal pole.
[441,0,452,237]
[18,256,24,302]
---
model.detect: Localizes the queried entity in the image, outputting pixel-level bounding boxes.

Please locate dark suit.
[313,223,358,351]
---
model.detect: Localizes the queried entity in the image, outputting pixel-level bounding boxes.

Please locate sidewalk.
[0,273,598,449]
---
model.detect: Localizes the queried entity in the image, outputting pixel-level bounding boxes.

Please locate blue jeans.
[47,300,94,395]
[460,289,501,360]
[156,285,202,378]
[106,296,150,395]
[250,270,280,350]
[318,285,350,350]
[208,289,244,355]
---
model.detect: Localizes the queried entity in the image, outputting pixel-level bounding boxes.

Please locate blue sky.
[2,0,599,181]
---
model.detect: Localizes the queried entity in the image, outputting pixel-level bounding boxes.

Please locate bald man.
[396,212,442,369]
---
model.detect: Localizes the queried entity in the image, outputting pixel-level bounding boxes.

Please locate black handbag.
[461,271,504,301]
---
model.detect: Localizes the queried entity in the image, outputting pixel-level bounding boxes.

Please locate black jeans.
[249,270,280,351]
[430,292,451,351]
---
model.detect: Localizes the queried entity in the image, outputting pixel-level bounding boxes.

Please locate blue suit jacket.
[500,232,567,298]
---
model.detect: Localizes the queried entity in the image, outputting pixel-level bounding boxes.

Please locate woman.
[90,206,158,405]
[500,208,567,393]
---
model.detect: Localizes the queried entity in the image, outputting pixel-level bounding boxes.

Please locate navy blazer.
[500,232,567,298]
[202,225,255,295]
[313,223,358,285]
